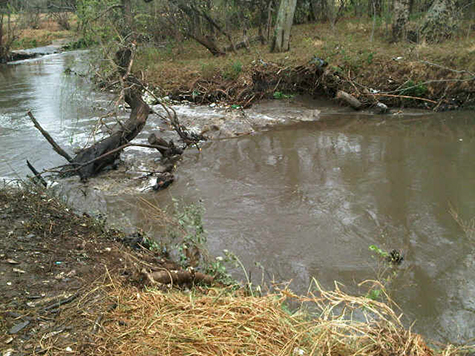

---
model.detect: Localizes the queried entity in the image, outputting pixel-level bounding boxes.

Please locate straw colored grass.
[89,279,465,356]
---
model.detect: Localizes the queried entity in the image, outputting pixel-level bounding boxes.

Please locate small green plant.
[367,244,404,301]
[223,60,242,80]
[399,80,428,97]
[369,244,388,259]
[168,199,206,268]
[366,289,382,301]
[366,51,375,64]
[204,250,237,286]
[273,91,295,100]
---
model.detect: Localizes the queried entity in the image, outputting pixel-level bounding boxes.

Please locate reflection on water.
[1,52,475,344]
[164,116,475,343]
[0,52,117,177]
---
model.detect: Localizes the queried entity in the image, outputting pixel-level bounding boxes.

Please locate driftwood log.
[70,90,151,180]
[336,90,362,110]
[142,268,214,286]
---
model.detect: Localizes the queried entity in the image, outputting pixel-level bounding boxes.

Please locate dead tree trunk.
[68,48,151,180]
[188,33,226,56]
[0,14,4,62]
[70,90,151,180]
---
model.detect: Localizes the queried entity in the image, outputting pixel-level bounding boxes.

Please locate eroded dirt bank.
[0,186,210,355]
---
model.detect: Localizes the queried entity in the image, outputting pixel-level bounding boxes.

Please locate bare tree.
[270,0,297,52]
[392,0,410,41]
[0,0,20,63]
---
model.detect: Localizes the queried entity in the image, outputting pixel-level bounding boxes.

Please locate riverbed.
[1,51,474,344]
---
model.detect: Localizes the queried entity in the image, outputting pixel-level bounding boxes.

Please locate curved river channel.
[1,51,475,344]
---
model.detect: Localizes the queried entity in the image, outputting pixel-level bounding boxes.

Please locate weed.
[167,199,206,268]
[369,244,388,258]
[223,60,242,80]
[367,244,404,301]
[399,80,428,97]
[366,51,375,64]
[366,288,382,301]
[273,91,295,99]
[165,200,241,286]
[204,250,237,286]
[200,62,218,79]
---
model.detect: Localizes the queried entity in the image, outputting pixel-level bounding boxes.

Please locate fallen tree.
[67,47,151,180]
[27,44,204,185]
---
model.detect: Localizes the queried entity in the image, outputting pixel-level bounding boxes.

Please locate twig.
[92,303,117,334]
[27,111,73,163]
[368,93,438,104]
[44,294,78,311]
[418,60,475,76]
[26,160,47,187]
[91,4,123,23]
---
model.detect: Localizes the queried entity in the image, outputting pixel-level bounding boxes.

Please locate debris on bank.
[150,56,474,112]
[0,186,213,355]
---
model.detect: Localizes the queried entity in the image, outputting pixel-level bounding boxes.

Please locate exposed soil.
[0,186,188,355]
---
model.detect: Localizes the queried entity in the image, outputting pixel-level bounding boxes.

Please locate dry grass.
[8,15,76,50]
[12,28,74,49]
[87,279,468,356]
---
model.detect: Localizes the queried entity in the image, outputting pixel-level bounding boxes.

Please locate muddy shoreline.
[0,186,217,354]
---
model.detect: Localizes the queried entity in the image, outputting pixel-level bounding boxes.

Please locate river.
[1,51,474,344]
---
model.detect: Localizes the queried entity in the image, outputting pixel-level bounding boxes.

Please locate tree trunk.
[0,15,4,62]
[70,89,150,180]
[310,0,326,21]
[420,0,457,42]
[326,0,336,30]
[270,0,297,52]
[392,0,410,41]
[368,0,382,17]
[121,0,133,35]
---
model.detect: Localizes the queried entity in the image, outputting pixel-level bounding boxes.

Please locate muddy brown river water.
[1,51,475,345]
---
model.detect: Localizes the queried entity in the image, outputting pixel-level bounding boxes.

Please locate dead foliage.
[167,60,330,108]
[83,279,469,356]
[0,186,211,355]
[165,58,474,111]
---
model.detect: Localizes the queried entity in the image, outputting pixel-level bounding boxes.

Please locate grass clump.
[89,279,468,356]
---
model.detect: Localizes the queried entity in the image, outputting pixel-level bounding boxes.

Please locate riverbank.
[10,15,75,51]
[0,186,470,355]
[135,20,474,111]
